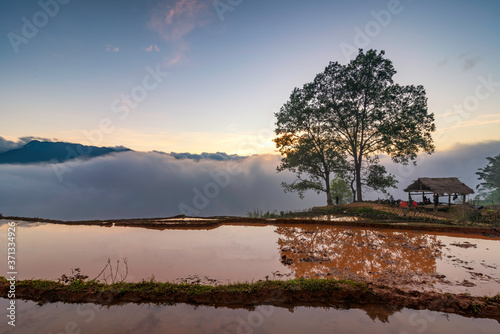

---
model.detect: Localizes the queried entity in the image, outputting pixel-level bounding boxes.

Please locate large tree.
[275,49,435,202]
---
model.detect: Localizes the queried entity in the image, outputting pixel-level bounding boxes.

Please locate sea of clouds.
[0,141,497,220]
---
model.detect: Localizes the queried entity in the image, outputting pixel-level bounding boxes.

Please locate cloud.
[145,44,160,52]
[149,0,213,41]
[437,58,449,67]
[436,53,481,71]
[106,44,120,52]
[458,52,480,71]
[0,152,321,220]
[439,113,500,131]
[0,136,54,153]
[149,0,214,66]
[163,42,189,66]
[2,142,497,220]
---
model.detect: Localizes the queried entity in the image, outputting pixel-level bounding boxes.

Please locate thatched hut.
[404,177,474,207]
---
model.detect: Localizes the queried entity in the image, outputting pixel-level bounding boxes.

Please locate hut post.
[463,194,466,205]
[433,192,437,213]
[448,194,451,208]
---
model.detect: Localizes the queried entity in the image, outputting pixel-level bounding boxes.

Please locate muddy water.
[0,220,499,295]
[0,299,498,333]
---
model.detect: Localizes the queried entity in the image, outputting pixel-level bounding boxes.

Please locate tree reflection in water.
[276,225,443,280]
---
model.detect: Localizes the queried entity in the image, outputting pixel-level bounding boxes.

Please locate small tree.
[330,176,352,204]
[343,157,398,202]
[364,162,398,196]
[476,154,500,203]
[476,154,500,190]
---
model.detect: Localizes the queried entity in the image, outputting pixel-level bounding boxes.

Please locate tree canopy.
[476,154,500,202]
[274,49,435,204]
[274,85,345,205]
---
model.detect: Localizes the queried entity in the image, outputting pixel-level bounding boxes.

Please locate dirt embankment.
[1,279,499,321]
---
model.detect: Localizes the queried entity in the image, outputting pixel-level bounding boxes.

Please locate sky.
[1,0,499,155]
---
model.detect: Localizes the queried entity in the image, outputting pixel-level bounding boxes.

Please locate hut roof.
[404,177,474,196]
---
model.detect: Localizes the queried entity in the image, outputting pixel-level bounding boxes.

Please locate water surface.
[1,220,499,295]
[0,299,498,334]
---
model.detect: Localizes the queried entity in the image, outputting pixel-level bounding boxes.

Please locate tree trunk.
[326,191,333,206]
[325,173,333,206]
[350,178,356,202]
[354,160,363,202]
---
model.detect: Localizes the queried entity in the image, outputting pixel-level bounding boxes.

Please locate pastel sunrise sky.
[1,0,499,155]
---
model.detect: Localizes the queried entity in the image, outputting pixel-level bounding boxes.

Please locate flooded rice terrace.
[1,219,499,296]
[1,219,499,332]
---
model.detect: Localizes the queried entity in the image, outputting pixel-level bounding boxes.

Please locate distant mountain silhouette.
[153,150,246,161]
[0,140,131,164]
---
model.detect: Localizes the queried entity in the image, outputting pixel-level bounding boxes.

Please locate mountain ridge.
[0,140,247,164]
[0,140,131,164]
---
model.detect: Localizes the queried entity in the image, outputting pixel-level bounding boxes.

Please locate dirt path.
[344,202,451,221]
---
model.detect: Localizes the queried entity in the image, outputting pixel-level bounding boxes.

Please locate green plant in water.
[58,268,88,285]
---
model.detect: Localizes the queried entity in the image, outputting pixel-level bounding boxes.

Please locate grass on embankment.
[1,276,364,295]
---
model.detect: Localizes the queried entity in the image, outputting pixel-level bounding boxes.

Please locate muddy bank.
[2,278,499,320]
[3,215,500,237]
